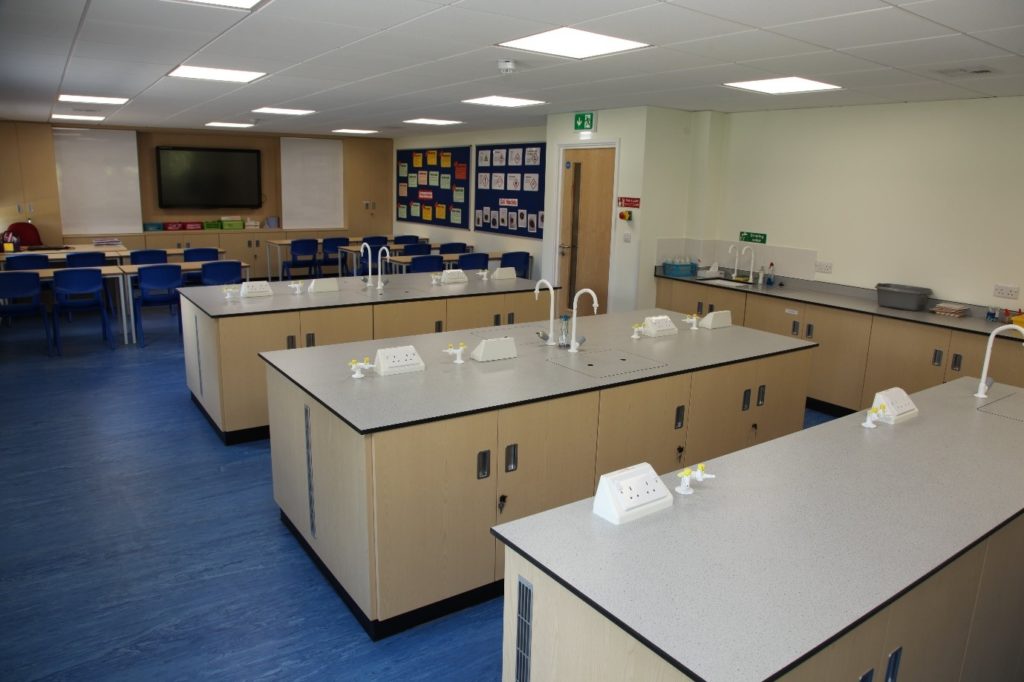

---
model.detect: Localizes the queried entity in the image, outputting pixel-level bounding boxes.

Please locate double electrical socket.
[814,260,833,274]
[993,283,1020,300]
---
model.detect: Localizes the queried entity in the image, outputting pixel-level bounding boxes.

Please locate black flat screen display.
[156,146,262,209]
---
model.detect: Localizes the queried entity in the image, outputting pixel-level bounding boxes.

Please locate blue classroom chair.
[0,271,51,355]
[133,264,182,347]
[439,242,467,254]
[400,242,430,256]
[393,235,419,245]
[282,239,320,279]
[408,255,443,273]
[322,237,351,276]
[200,260,243,286]
[458,252,488,270]
[4,253,49,270]
[500,251,530,278]
[52,268,114,354]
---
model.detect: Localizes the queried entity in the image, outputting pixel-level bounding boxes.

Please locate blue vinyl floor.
[0,308,834,681]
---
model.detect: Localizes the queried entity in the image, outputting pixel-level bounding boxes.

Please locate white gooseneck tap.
[728,243,740,280]
[360,242,373,287]
[974,323,1024,397]
[376,245,391,290]
[741,244,754,280]
[569,288,599,353]
[534,279,557,345]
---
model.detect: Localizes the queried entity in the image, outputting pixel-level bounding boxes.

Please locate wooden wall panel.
[342,137,393,237]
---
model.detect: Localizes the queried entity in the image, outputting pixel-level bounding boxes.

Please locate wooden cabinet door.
[0,122,24,219]
[505,290,550,324]
[372,412,498,619]
[779,607,890,682]
[248,234,268,278]
[685,362,753,462]
[744,295,804,338]
[861,317,951,408]
[373,299,445,338]
[596,374,692,476]
[946,330,1024,388]
[447,294,504,331]
[180,232,220,249]
[753,350,811,443]
[218,232,252,264]
[803,304,873,410]
[218,311,300,431]
[494,393,599,578]
[299,306,373,347]
[267,367,316,540]
[671,280,706,316]
[146,233,187,250]
[705,287,747,325]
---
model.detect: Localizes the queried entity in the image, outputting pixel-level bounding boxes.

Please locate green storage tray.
[221,220,244,230]
[203,220,223,230]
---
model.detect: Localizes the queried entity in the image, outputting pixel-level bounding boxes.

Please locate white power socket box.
[240,281,273,298]
[441,269,468,284]
[470,336,517,362]
[593,462,672,525]
[307,277,339,293]
[491,266,516,280]
[699,310,732,329]
[641,315,678,337]
[374,345,426,376]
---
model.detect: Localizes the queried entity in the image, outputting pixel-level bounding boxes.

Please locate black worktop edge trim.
[260,343,817,437]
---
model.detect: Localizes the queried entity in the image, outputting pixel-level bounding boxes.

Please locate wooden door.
[299,306,373,347]
[447,294,505,331]
[373,299,445,338]
[558,147,614,314]
[744,295,804,338]
[494,393,599,578]
[803,304,873,410]
[595,374,692,476]
[505,290,550,324]
[753,350,811,443]
[372,412,498,619]
[861,317,951,408]
[686,362,754,462]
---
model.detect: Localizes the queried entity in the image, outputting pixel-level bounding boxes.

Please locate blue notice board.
[395,146,471,229]
[473,142,545,239]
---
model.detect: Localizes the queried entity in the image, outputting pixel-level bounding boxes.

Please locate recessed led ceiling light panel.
[403,118,463,126]
[59,94,129,105]
[332,129,379,134]
[500,27,648,60]
[205,121,254,128]
[51,114,105,121]
[462,95,545,108]
[175,0,262,9]
[723,77,842,95]
[170,65,265,83]
[252,107,315,115]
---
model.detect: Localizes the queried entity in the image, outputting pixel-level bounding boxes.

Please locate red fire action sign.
[617,196,640,208]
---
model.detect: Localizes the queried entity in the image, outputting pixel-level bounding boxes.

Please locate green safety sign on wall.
[573,112,595,131]
[740,231,767,244]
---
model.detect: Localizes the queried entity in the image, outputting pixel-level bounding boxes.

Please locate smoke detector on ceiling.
[498,59,516,75]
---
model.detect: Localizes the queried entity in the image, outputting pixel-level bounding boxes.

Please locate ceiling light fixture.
[403,118,463,126]
[51,114,105,121]
[332,129,379,134]
[170,65,265,83]
[723,76,841,95]
[206,121,254,128]
[59,94,129,105]
[462,95,545,108]
[175,0,263,9]
[252,107,315,115]
[500,27,648,60]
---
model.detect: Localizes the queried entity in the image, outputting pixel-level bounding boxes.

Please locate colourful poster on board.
[422,205,433,221]
[396,146,471,229]
[440,152,452,168]
[435,203,446,221]
[427,150,438,165]
[473,142,545,240]
[412,152,423,168]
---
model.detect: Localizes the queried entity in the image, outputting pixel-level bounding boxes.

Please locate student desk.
[337,243,449,274]
[31,265,131,344]
[268,238,431,281]
[0,247,127,269]
[178,273,552,443]
[387,251,501,273]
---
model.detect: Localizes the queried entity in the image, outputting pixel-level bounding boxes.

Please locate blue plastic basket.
[663,262,697,277]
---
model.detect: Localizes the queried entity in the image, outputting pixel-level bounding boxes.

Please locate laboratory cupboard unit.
[0,122,62,245]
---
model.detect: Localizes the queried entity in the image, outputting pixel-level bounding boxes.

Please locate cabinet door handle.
[304,404,316,538]
[676,445,684,463]
[504,444,518,472]
[498,494,507,514]
[708,303,716,313]
[674,405,685,430]
[247,240,252,248]
[791,320,800,336]
[752,422,758,434]
[885,646,902,682]
[435,320,443,333]
[932,348,944,366]
[306,332,315,347]
[255,239,261,247]
[757,384,766,407]
[951,353,963,372]
[493,313,501,326]
[16,203,22,214]
[805,323,814,339]
[507,312,515,324]
[697,301,703,315]
[477,450,491,479]
[286,335,296,349]
[742,388,751,411]
[859,669,875,682]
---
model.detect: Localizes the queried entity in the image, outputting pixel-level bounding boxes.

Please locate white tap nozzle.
[568,288,598,353]
[975,324,1024,397]
[376,246,391,290]
[534,279,557,345]
[360,242,373,286]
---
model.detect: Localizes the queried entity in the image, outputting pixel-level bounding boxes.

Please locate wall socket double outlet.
[993,284,1020,300]
[814,260,833,274]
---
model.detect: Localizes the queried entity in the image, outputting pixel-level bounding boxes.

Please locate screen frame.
[155,146,263,209]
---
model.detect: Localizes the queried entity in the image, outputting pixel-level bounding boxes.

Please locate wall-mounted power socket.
[374,345,425,376]
[815,260,833,274]
[993,284,1019,300]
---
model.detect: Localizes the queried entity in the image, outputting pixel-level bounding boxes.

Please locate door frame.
[546,140,620,308]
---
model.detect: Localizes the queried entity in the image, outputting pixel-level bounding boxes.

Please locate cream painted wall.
[393,126,546,274]
[715,96,1024,306]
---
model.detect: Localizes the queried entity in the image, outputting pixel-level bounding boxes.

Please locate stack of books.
[932,302,969,318]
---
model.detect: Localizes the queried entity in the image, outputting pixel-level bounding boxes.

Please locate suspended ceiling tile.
[664,0,888,30]
[446,0,656,26]
[386,6,558,48]
[86,0,247,33]
[733,88,904,109]
[76,20,213,54]
[62,58,176,95]
[204,14,373,62]
[770,7,955,50]
[954,74,1024,96]
[899,0,1024,34]
[844,34,1012,68]
[71,39,198,66]
[739,50,886,77]
[971,26,1024,55]
[904,54,1024,79]
[670,30,824,62]
[823,68,938,88]
[574,4,748,46]
[851,80,989,101]
[184,52,294,75]
[256,0,443,30]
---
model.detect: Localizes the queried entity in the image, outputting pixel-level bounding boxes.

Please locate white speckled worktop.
[260,308,814,434]
[655,268,1014,337]
[178,273,546,318]
[493,377,1024,682]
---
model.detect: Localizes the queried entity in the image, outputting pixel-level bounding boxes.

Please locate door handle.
[286,335,296,349]
[493,313,501,326]
[708,303,716,313]
[507,312,515,324]
[791,320,800,336]
[306,332,315,347]
[498,494,507,514]
[674,405,685,430]
[951,353,963,372]
[932,348,944,366]
[757,384,766,407]
[742,388,751,411]
[477,450,491,479]
[255,239,260,247]
[435,320,443,332]
[247,240,252,248]
[805,323,814,339]
[505,444,518,472]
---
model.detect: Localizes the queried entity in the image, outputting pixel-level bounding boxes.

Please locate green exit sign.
[740,231,767,244]
[573,112,595,131]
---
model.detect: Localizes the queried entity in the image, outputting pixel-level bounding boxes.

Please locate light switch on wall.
[623,231,632,243]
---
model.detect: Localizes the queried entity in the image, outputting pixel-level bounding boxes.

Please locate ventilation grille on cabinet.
[515,576,533,682]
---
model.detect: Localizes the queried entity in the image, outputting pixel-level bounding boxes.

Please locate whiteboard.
[281,137,344,229]
[53,128,143,234]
